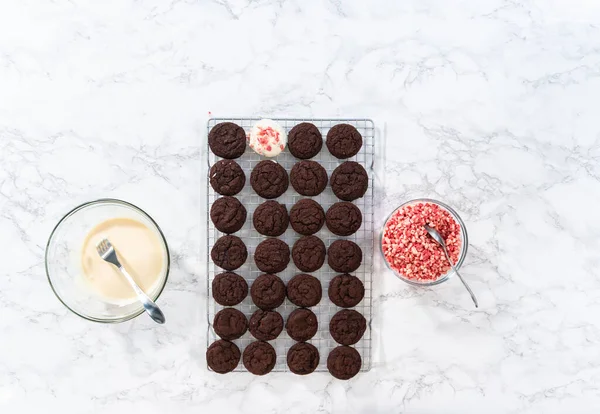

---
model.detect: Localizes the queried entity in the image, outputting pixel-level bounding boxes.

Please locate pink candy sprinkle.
[382,202,461,282]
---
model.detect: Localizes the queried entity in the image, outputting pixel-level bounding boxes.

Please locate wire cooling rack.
[206,117,374,373]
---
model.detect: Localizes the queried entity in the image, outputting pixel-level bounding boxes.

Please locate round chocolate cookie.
[327,346,361,380]
[250,160,289,199]
[330,161,368,201]
[288,122,323,159]
[326,124,363,159]
[210,159,246,196]
[286,308,318,342]
[250,273,286,310]
[208,122,247,159]
[249,309,284,341]
[254,238,290,273]
[290,160,328,196]
[253,201,289,237]
[213,308,248,340]
[289,199,325,236]
[243,341,277,375]
[206,340,241,374]
[329,309,367,346]
[328,274,364,308]
[292,236,326,272]
[211,235,248,271]
[287,274,322,307]
[212,272,248,306]
[210,196,247,234]
[327,240,362,273]
[325,202,362,236]
[287,342,320,375]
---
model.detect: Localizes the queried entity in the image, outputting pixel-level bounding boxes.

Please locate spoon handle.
[442,248,479,308]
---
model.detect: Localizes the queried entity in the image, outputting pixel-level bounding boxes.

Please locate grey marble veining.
[1,0,600,413]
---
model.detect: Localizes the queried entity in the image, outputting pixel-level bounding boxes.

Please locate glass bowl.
[45,199,170,323]
[380,198,468,286]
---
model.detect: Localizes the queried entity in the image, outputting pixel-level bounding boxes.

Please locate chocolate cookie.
[287,342,320,375]
[290,160,328,196]
[206,340,241,374]
[253,201,289,237]
[212,272,248,306]
[286,308,318,342]
[325,202,362,236]
[213,308,248,340]
[208,122,247,159]
[289,199,325,235]
[243,341,277,375]
[287,274,322,307]
[288,122,323,159]
[250,273,286,310]
[327,240,362,273]
[254,238,290,274]
[211,235,248,271]
[327,346,361,380]
[329,309,367,346]
[328,274,364,308]
[326,124,363,159]
[210,196,247,234]
[210,159,246,196]
[249,309,284,341]
[330,161,368,201]
[250,160,289,199]
[292,236,326,272]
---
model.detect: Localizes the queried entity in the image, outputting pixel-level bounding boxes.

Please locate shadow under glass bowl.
[45,199,170,323]
[380,198,468,287]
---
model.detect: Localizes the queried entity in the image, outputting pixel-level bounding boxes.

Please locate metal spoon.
[424,225,478,308]
[96,238,166,324]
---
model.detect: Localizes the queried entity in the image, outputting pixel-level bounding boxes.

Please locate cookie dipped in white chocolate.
[248,119,287,157]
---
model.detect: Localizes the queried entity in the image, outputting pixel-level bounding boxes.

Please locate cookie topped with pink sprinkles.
[248,119,287,157]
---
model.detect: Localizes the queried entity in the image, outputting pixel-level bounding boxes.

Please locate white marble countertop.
[2,1,600,413]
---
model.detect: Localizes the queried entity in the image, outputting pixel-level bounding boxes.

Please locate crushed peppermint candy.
[382,202,462,282]
[248,119,287,157]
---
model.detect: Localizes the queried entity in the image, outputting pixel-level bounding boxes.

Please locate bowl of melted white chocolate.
[45,199,170,323]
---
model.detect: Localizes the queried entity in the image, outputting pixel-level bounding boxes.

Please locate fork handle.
[117,266,166,324]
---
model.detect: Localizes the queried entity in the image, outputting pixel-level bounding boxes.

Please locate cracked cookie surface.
[329,309,366,346]
[289,199,325,235]
[327,240,362,273]
[243,341,276,375]
[325,202,362,236]
[250,273,286,310]
[287,273,322,307]
[208,122,247,159]
[253,200,289,236]
[211,235,248,271]
[286,308,318,342]
[288,122,323,159]
[249,309,284,340]
[254,238,290,273]
[212,272,248,306]
[292,236,326,272]
[210,159,246,196]
[326,123,362,159]
[330,161,368,201]
[210,196,247,234]
[250,160,289,199]
[290,160,328,196]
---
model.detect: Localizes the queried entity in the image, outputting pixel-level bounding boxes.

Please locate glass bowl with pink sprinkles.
[380,199,468,286]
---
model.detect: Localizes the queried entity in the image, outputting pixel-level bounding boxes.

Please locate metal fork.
[96,238,166,324]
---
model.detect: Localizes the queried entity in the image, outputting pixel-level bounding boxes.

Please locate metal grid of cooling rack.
[206,117,374,373]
